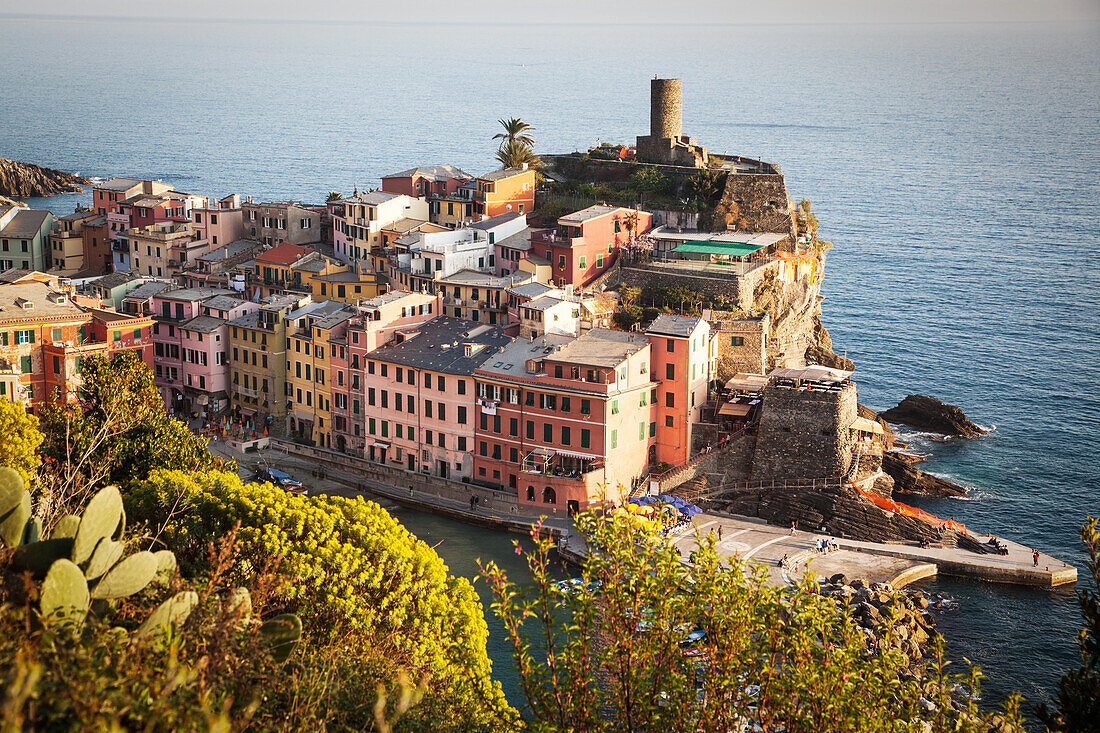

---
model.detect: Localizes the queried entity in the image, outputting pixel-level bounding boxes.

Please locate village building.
[436,269,534,325]
[283,300,353,445]
[228,293,311,425]
[331,191,428,267]
[473,167,535,218]
[47,210,105,276]
[242,200,322,246]
[532,205,652,288]
[646,314,712,467]
[0,206,55,273]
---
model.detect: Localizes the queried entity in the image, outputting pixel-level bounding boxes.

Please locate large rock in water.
[881,451,968,498]
[879,394,987,438]
[0,158,90,197]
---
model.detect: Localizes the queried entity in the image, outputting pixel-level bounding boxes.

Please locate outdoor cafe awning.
[724,373,768,393]
[851,417,884,435]
[672,241,767,258]
[718,402,753,417]
[555,449,599,461]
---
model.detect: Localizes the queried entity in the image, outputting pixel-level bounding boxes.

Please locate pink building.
[152,287,257,418]
[190,194,246,249]
[381,165,472,199]
[532,205,653,288]
[354,318,509,478]
[473,329,658,513]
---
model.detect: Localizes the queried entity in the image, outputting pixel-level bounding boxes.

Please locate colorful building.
[532,205,652,288]
[228,293,310,424]
[47,210,102,275]
[0,206,55,273]
[646,314,712,466]
[332,191,429,266]
[472,329,657,512]
[190,193,245,249]
[308,262,387,303]
[284,301,353,446]
[0,278,152,412]
[473,167,535,219]
[436,269,534,326]
[242,200,322,246]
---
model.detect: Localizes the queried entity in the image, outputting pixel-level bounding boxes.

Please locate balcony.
[521,447,604,479]
[232,384,260,399]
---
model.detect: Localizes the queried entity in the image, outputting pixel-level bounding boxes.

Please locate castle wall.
[650,78,682,139]
[620,258,780,312]
[750,381,857,481]
[713,172,795,236]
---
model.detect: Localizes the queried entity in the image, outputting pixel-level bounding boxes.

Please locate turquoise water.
[3,16,1098,714]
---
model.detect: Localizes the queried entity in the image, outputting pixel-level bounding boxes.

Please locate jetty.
[560,511,1076,589]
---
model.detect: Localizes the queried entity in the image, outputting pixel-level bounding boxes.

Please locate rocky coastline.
[880,394,989,438]
[0,157,90,198]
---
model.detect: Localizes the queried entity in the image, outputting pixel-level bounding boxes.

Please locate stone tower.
[636,77,707,166]
[650,78,683,140]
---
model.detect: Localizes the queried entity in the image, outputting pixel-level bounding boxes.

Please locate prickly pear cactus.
[91,551,158,600]
[136,591,199,640]
[51,514,80,539]
[0,468,31,548]
[40,559,90,624]
[260,613,303,664]
[72,485,123,564]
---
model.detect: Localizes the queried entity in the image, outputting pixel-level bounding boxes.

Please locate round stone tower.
[650,78,683,140]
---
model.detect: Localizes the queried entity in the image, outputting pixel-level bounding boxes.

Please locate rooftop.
[647,313,705,338]
[507,281,558,299]
[343,191,401,206]
[438,269,532,289]
[381,217,431,235]
[178,315,227,334]
[383,165,471,182]
[311,269,378,284]
[524,296,567,312]
[285,299,347,324]
[89,271,144,291]
[362,289,417,307]
[470,211,523,230]
[122,281,173,300]
[495,227,534,252]
[157,287,235,303]
[200,295,247,312]
[559,204,619,224]
[476,333,575,379]
[94,177,144,192]
[552,328,649,368]
[368,316,510,375]
[57,209,97,222]
[196,239,261,262]
[254,243,313,265]
[314,307,356,331]
[0,283,84,321]
[478,167,529,182]
[0,209,51,239]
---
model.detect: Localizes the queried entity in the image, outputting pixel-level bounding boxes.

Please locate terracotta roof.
[254,243,312,265]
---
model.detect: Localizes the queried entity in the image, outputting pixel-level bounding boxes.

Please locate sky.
[3,0,1099,25]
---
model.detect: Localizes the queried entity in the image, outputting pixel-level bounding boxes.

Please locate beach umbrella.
[681,506,702,517]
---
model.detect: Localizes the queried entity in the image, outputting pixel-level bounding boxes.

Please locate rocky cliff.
[880,395,988,438]
[0,194,28,209]
[751,250,853,372]
[0,158,90,197]
[881,451,969,499]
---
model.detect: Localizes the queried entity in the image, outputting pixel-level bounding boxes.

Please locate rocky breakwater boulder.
[879,394,988,438]
[0,158,91,198]
[881,451,969,499]
[722,482,943,545]
[819,576,939,661]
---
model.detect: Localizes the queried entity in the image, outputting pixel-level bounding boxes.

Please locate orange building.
[474,167,535,219]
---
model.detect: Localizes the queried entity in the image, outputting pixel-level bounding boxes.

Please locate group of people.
[815,537,839,554]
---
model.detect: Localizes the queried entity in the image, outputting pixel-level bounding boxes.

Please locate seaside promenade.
[208,438,1076,591]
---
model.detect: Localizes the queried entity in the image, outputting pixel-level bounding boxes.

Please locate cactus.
[0,467,23,518]
[91,551,158,600]
[135,591,199,640]
[225,587,252,621]
[20,516,41,545]
[72,485,122,565]
[40,559,90,624]
[0,488,31,548]
[152,550,176,586]
[13,537,75,578]
[84,538,124,581]
[51,514,80,540]
[259,613,302,664]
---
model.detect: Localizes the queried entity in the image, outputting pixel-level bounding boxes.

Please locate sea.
[2,15,1097,720]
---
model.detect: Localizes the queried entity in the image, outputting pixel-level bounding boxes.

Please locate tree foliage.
[326,190,343,202]
[685,168,728,204]
[126,468,516,730]
[496,140,540,170]
[0,398,43,486]
[493,118,535,148]
[628,167,674,196]
[482,511,1024,732]
[1037,516,1100,732]
[37,351,224,506]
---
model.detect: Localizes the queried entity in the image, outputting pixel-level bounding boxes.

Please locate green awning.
[672,241,767,257]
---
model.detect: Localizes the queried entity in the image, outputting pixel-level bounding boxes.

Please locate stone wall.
[620,258,780,312]
[713,172,795,236]
[707,311,768,380]
[661,432,756,492]
[751,381,858,481]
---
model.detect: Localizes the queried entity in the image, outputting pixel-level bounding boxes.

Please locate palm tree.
[495,140,541,170]
[326,191,343,202]
[493,118,535,147]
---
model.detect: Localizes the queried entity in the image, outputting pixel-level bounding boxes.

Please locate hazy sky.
[3,0,1099,25]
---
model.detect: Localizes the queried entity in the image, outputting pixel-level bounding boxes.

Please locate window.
[51,327,62,342]
[665,415,674,427]
[457,406,467,424]
[581,399,590,415]
[558,254,566,269]
[561,397,570,412]
[666,338,675,352]
[578,256,586,269]
[731,336,744,346]
[666,363,675,380]
[113,330,121,342]
[666,393,675,408]
[561,426,571,445]
[526,421,534,439]
[543,423,552,442]
[611,400,619,415]
[610,430,617,449]
[650,422,656,437]
[457,379,466,395]
[596,254,604,268]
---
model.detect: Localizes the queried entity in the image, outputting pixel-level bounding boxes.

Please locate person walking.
[1033,549,1040,567]
[717,526,723,541]
[790,521,796,536]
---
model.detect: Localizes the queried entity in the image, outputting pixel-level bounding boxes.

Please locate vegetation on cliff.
[0,157,90,197]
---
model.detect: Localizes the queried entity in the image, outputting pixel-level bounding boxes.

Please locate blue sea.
[3,15,1097,718]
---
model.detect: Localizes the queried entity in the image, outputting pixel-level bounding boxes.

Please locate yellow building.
[308,262,387,303]
[228,293,310,422]
[251,242,347,299]
[284,300,354,447]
